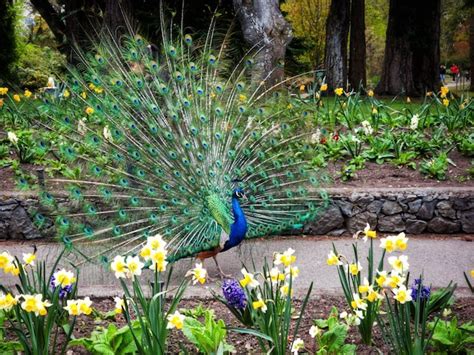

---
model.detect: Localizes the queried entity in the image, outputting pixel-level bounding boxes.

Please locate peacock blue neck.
[232,196,246,222]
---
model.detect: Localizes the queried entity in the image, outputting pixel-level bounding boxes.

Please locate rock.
[436,201,456,219]
[453,198,474,211]
[328,229,346,237]
[408,199,422,213]
[427,217,461,233]
[378,214,405,232]
[0,200,42,240]
[382,201,403,215]
[367,200,384,214]
[460,210,474,233]
[304,204,344,235]
[405,219,427,234]
[347,211,377,233]
[417,201,436,220]
[336,200,354,217]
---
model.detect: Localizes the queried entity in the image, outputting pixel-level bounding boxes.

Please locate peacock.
[8,12,329,274]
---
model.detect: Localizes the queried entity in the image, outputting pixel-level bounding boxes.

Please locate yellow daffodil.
[13,94,21,102]
[111,256,127,279]
[186,262,207,285]
[85,106,94,115]
[22,252,36,266]
[320,84,328,92]
[88,83,96,90]
[291,338,304,354]
[53,268,76,287]
[0,252,14,269]
[0,87,8,95]
[0,292,18,311]
[274,248,296,267]
[125,256,144,277]
[358,277,370,294]
[385,271,405,289]
[167,310,185,330]
[367,89,374,97]
[393,232,408,251]
[21,294,51,316]
[147,234,166,250]
[252,293,267,313]
[150,250,168,272]
[440,86,449,98]
[442,308,452,317]
[471,269,474,278]
[348,262,363,276]
[239,94,247,102]
[63,89,70,98]
[351,293,367,310]
[4,263,19,276]
[326,250,342,266]
[240,268,259,288]
[388,255,409,273]
[78,297,93,315]
[309,325,321,338]
[380,236,395,252]
[81,92,87,99]
[371,107,378,114]
[64,300,80,316]
[139,245,152,260]
[24,89,32,98]
[7,131,18,144]
[334,88,344,96]
[280,283,293,297]
[442,98,449,107]
[94,87,104,94]
[269,267,285,283]
[285,266,300,279]
[299,84,305,92]
[376,270,388,287]
[114,296,125,314]
[354,223,376,241]
[393,285,412,304]
[366,287,383,302]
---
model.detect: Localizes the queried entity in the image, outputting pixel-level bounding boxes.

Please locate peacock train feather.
[13,11,330,263]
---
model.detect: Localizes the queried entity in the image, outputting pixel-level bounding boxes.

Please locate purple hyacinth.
[411,278,431,301]
[50,275,73,299]
[222,279,247,309]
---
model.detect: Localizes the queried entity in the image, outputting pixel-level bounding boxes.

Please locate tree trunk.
[233,0,293,85]
[376,0,441,97]
[324,0,350,90]
[470,11,474,91]
[349,0,366,90]
[104,0,133,39]
[0,0,17,83]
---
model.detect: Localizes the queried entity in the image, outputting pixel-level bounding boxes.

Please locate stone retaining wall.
[1,188,473,240]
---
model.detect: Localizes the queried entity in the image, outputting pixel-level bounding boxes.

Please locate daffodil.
[4,263,19,276]
[320,83,328,92]
[64,300,80,316]
[351,293,367,310]
[78,297,93,315]
[367,89,374,97]
[114,296,125,314]
[0,292,18,311]
[21,294,51,316]
[354,223,376,241]
[24,89,32,98]
[252,293,267,313]
[440,86,449,98]
[366,287,383,302]
[240,268,259,288]
[299,84,305,92]
[111,256,127,279]
[326,250,342,266]
[63,89,70,98]
[0,87,8,95]
[385,271,405,289]
[7,132,18,144]
[393,285,412,304]
[285,265,300,278]
[380,236,395,252]
[94,87,103,94]
[125,256,144,277]
[442,98,449,107]
[147,234,166,250]
[0,251,14,269]
[371,107,378,114]
[291,338,304,354]
[81,91,87,99]
[269,267,285,283]
[150,249,168,272]
[186,262,207,284]
[167,310,185,330]
[309,325,321,338]
[280,283,293,297]
[22,252,36,266]
[13,94,20,102]
[334,88,344,96]
[273,248,296,267]
[85,106,94,115]
[393,232,408,251]
[239,94,247,102]
[358,277,370,294]
[471,269,474,278]
[388,255,409,273]
[347,261,363,276]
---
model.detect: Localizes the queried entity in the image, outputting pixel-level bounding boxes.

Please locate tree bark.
[324,0,350,90]
[233,0,293,85]
[0,0,17,82]
[470,10,474,91]
[349,0,366,90]
[376,0,441,97]
[104,0,133,40]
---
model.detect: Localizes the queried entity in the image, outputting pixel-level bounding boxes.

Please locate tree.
[470,7,474,91]
[324,0,350,90]
[233,0,293,85]
[349,0,367,90]
[0,0,18,83]
[376,0,441,96]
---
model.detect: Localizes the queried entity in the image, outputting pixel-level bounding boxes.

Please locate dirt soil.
[5,295,471,354]
[1,150,472,193]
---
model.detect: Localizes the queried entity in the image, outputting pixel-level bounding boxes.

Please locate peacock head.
[232,188,247,200]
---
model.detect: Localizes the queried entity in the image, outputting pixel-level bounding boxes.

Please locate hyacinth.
[410,278,431,301]
[222,279,247,309]
[50,275,73,299]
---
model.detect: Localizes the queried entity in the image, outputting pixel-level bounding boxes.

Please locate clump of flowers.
[222,279,247,309]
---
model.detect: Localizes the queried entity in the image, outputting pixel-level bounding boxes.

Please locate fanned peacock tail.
[14,14,330,263]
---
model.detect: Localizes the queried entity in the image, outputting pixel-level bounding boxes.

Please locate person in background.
[450,64,459,81]
[439,64,446,84]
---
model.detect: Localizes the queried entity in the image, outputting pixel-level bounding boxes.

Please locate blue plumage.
[222,189,248,252]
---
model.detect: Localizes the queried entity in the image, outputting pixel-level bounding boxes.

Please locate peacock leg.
[212,255,232,279]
